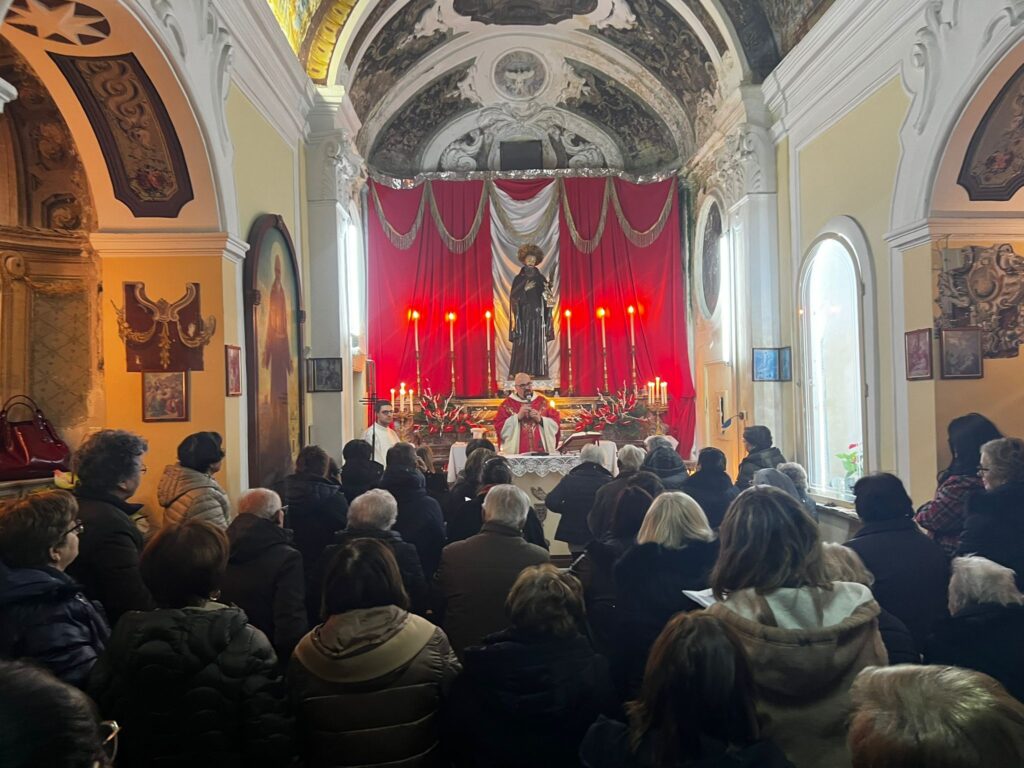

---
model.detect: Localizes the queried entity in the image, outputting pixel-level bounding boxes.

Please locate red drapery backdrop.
[367,177,697,454]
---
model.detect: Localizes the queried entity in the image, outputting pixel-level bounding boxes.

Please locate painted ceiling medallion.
[5,0,110,46]
[493,51,546,101]
[453,0,599,25]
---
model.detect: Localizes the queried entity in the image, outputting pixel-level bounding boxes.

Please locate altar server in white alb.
[362,400,399,466]
[495,372,561,455]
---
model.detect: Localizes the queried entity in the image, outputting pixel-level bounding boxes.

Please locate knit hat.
[177,431,224,472]
[642,446,685,477]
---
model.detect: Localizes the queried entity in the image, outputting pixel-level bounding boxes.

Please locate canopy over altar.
[367,174,696,454]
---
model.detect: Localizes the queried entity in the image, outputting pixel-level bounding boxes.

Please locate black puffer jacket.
[613,541,719,698]
[641,448,689,491]
[274,472,349,584]
[959,481,1024,588]
[446,628,616,768]
[680,469,740,529]
[380,466,446,579]
[66,490,154,624]
[314,527,429,617]
[545,462,613,545]
[340,459,383,503]
[736,447,787,489]
[89,603,293,768]
[221,515,308,661]
[0,561,109,687]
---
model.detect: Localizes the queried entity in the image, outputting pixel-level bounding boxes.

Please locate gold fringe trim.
[488,180,560,247]
[561,177,611,254]
[428,181,489,254]
[610,179,675,248]
[370,181,427,250]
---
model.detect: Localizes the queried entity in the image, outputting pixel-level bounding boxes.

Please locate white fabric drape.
[490,181,561,391]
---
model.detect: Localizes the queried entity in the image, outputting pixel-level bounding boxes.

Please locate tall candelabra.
[597,307,609,393]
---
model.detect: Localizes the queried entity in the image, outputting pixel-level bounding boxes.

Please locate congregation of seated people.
[2,415,1024,767]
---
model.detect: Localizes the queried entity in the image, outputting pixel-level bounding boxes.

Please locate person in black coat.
[220,489,308,661]
[448,456,547,548]
[65,429,154,624]
[444,445,496,523]
[614,492,719,699]
[958,437,1024,588]
[89,519,293,768]
[446,565,616,768]
[273,445,349,593]
[846,473,949,651]
[339,439,383,503]
[640,446,689,492]
[588,445,647,539]
[581,612,794,768]
[735,425,787,490]
[572,487,653,655]
[380,443,446,579]
[680,447,740,529]
[925,555,1024,702]
[312,489,429,618]
[821,543,918,664]
[0,490,109,688]
[545,444,613,551]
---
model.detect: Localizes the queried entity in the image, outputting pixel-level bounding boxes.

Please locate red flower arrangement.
[571,390,651,439]
[415,392,483,435]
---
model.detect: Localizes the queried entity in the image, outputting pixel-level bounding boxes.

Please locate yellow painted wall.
[227,84,299,244]
[797,76,909,475]
[101,258,226,527]
[776,136,795,452]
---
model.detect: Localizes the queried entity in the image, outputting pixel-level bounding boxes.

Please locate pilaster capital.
[90,231,248,263]
[0,77,17,114]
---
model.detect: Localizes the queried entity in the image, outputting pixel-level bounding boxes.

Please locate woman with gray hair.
[958,437,1024,587]
[925,556,1024,701]
[777,462,818,521]
[313,489,427,617]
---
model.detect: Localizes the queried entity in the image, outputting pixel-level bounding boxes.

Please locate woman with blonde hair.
[613,492,719,698]
[446,564,614,768]
[848,665,1024,767]
[958,436,1024,586]
[707,487,886,768]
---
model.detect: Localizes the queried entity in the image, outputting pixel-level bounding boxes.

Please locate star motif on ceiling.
[6,0,110,46]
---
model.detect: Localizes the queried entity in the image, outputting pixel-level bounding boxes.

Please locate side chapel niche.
[0,38,100,447]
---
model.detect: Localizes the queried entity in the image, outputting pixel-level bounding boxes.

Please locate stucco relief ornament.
[493,51,547,100]
[324,134,366,203]
[936,243,1024,358]
[114,283,216,371]
[439,129,485,171]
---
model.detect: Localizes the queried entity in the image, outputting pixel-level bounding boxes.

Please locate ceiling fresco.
[269,0,840,177]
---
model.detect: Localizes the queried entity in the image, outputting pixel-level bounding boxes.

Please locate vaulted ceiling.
[269,0,837,177]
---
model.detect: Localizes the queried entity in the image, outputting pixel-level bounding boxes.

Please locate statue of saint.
[508,243,555,378]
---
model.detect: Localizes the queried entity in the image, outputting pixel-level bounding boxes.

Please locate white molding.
[0,77,15,113]
[884,218,933,251]
[90,231,248,261]
[217,0,315,146]
[763,0,921,148]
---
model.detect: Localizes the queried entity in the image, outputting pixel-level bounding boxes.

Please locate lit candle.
[597,307,607,349]
[411,310,420,353]
[564,309,572,350]
[627,305,636,346]
[390,388,395,408]
[549,399,556,410]
[400,382,406,414]
[485,310,492,353]
[447,312,456,352]
[409,389,414,413]
[660,381,667,405]
[654,376,661,404]
[647,381,655,401]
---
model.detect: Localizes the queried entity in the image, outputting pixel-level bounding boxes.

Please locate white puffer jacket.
[157,464,231,528]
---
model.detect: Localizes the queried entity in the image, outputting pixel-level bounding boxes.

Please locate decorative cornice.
[884,219,933,251]
[302,0,358,84]
[91,231,248,262]
[696,122,776,208]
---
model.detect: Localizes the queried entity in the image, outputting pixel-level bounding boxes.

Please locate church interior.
[3,0,1024,761]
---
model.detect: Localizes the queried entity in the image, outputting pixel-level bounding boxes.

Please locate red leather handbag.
[0,395,71,482]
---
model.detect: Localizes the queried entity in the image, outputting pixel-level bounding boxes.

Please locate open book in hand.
[682,588,717,608]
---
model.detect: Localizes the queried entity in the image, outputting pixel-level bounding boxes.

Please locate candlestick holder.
[630,345,638,394]
[394,408,417,443]
[566,347,575,396]
[646,397,669,435]
[600,346,610,394]
[486,352,493,399]
[415,350,422,396]
[449,350,457,395]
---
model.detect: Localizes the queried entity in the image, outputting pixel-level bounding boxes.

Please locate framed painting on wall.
[940,327,984,379]
[142,371,189,422]
[752,347,792,382]
[307,357,343,392]
[225,345,242,396]
[904,329,933,380]
[243,214,305,487]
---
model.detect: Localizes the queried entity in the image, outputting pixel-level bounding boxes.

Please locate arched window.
[800,237,865,497]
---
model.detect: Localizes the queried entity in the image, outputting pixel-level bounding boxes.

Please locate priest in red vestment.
[495,372,561,454]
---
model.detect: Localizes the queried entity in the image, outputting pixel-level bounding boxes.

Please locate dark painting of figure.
[508,243,554,378]
[245,216,303,489]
